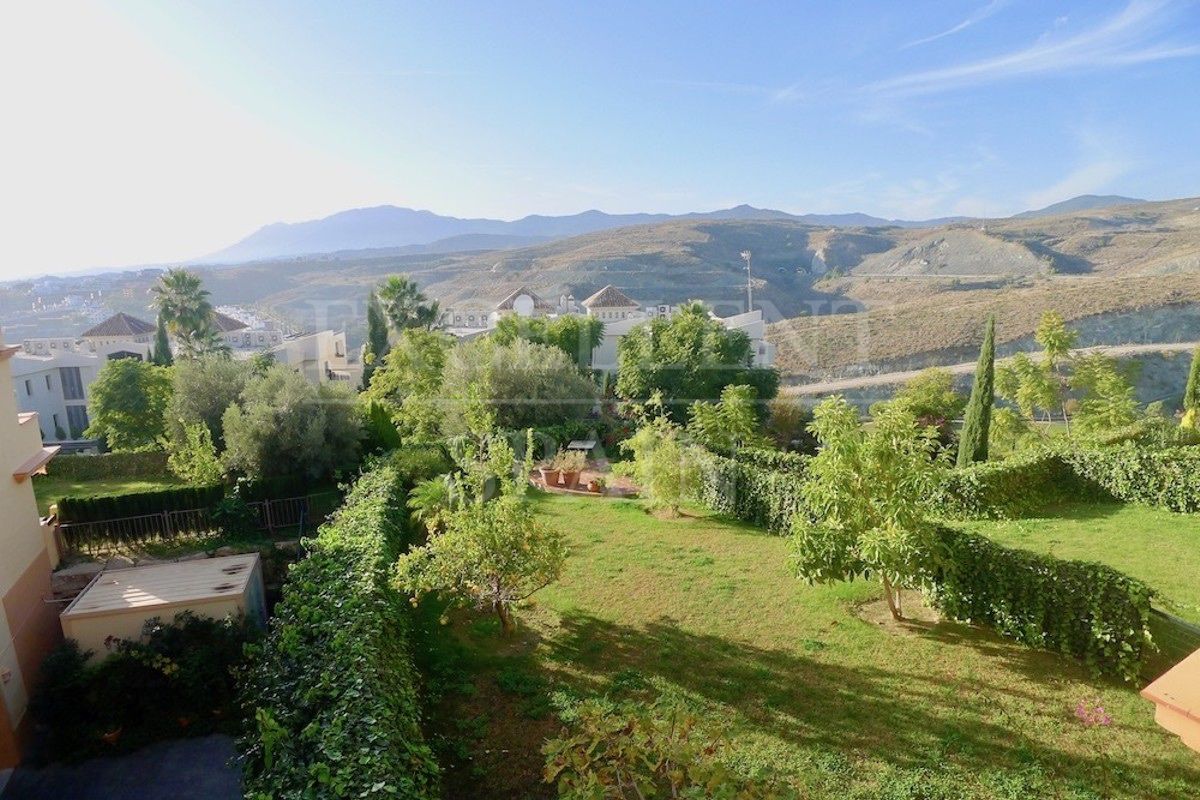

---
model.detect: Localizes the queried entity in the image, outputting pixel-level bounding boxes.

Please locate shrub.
[30,613,258,762]
[238,458,440,800]
[928,526,1155,681]
[931,449,1105,520]
[693,449,807,534]
[47,451,168,480]
[1063,445,1200,513]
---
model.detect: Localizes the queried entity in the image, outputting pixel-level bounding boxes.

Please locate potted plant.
[587,476,606,494]
[539,460,561,488]
[556,450,587,489]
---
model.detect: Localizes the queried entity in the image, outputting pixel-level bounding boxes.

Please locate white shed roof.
[62,554,260,620]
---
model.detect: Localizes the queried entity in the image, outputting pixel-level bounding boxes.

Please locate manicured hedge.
[693,450,807,535]
[47,451,168,480]
[57,484,224,524]
[239,453,443,800]
[1063,446,1200,513]
[732,446,810,474]
[929,526,1156,681]
[931,450,1105,520]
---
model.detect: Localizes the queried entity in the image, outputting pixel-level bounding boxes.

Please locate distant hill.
[201,203,970,264]
[1014,194,1144,219]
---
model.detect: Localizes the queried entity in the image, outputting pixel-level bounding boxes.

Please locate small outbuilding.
[1142,646,1200,754]
[60,554,266,659]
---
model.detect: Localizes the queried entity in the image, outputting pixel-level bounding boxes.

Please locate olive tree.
[791,396,945,620]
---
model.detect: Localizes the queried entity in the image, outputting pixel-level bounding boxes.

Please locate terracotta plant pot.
[561,470,581,489]
[539,467,561,486]
[587,479,603,493]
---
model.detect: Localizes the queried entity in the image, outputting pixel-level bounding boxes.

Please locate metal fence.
[57,492,340,552]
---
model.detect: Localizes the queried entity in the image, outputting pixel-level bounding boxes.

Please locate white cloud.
[873,0,1200,96]
[902,0,1010,49]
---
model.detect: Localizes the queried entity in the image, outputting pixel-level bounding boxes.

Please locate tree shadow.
[537,611,1200,795]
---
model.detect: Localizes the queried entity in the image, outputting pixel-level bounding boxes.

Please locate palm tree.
[376,275,441,332]
[152,268,217,358]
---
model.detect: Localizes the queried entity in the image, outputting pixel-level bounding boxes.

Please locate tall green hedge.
[931,450,1105,520]
[929,526,1155,681]
[693,450,807,534]
[47,451,168,480]
[1063,446,1200,513]
[56,484,224,523]
[238,453,443,800]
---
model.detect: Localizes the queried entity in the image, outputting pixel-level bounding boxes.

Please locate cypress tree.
[151,314,174,366]
[362,290,389,389]
[956,315,995,468]
[1184,345,1200,412]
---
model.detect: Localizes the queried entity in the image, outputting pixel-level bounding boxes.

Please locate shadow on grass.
[540,611,1200,794]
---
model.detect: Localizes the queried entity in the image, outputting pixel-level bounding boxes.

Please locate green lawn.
[959,502,1200,622]
[32,475,184,515]
[417,494,1200,799]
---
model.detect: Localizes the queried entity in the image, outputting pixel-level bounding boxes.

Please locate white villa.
[439,284,775,371]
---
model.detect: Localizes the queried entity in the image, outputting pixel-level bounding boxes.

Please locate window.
[45,374,52,391]
[24,379,32,395]
[66,404,89,439]
[59,366,84,400]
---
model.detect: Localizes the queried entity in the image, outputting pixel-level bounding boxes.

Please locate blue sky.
[3,0,1200,275]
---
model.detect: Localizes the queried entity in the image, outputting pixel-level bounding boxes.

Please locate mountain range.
[201,195,1143,264]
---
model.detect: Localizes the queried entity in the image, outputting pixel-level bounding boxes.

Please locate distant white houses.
[269,330,359,386]
[439,284,775,371]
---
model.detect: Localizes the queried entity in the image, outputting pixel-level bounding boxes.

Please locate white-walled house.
[269,330,360,386]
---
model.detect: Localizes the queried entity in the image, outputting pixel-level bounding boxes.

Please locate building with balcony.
[0,331,61,769]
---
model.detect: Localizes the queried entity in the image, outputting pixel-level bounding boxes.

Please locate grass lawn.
[32,474,184,515]
[416,493,1200,799]
[959,502,1200,623]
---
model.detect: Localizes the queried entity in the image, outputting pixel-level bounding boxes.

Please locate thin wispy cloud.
[902,0,1010,49]
[873,0,1200,96]
[657,79,810,105]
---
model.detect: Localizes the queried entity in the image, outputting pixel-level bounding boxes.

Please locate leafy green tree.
[376,274,440,332]
[887,367,966,424]
[361,291,389,388]
[957,316,995,467]
[615,302,778,419]
[1035,310,1078,369]
[85,358,173,451]
[493,314,605,367]
[996,352,1058,422]
[393,496,566,634]
[616,409,701,516]
[365,328,453,441]
[151,314,174,366]
[764,396,817,454]
[165,356,252,448]
[791,396,945,620]
[687,383,768,454]
[441,337,598,433]
[221,365,362,481]
[151,268,223,358]
[1071,353,1140,433]
[167,422,224,484]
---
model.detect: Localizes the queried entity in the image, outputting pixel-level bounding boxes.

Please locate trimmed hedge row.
[693,450,807,535]
[46,451,168,480]
[930,450,1106,520]
[239,455,442,800]
[1064,446,1200,513]
[929,526,1156,681]
[57,485,224,523]
[731,446,810,474]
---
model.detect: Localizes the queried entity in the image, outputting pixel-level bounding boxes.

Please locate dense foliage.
[1064,446,1200,513]
[84,358,173,451]
[929,526,1155,681]
[687,383,769,454]
[47,451,168,480]
[31,613,258,761]
[692,448,807,534]
[239,458,441,800]
[222,364,362,482]
[616,414,702,515]
[615,301,778,419]
[165,355,252,447]
[493,313,605,367]
[166,422,223,484]
[362,290,390,388]
[956,316,994,467]
[56,483,224,524]
[365,328,453,441]
[931,449,1101,519]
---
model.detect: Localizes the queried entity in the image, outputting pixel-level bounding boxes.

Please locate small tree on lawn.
[957,315,995,467]
[687,383,769,454]
[167,422,223,484]
[617,401,701,516]
[84,358,173,451]
[791,396,945,620]
[394,497,566,635]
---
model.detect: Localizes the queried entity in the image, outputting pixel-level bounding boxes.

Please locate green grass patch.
[32,474,184,515]
[417,494,1200,799]
[959,502,1200,622]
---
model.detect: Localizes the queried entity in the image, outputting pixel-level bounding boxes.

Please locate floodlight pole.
[740,250,753,312]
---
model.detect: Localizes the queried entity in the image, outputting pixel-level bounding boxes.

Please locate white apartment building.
[269,330,360,387]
